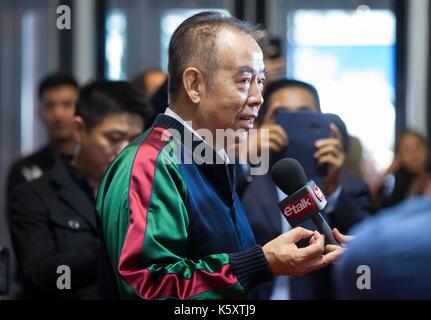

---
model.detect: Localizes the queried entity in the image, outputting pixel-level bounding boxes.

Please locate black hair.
[168,11,262,102]
[76,80,152,131]
[38,72,79,99]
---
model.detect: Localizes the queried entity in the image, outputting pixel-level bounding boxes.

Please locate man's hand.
[315,123,345,195]
[236,123,288,165]
[256,123,288,156]
[262,227,343,276]
[325,228,353,254]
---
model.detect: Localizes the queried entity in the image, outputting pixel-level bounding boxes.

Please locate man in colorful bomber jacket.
[96,11,343,300]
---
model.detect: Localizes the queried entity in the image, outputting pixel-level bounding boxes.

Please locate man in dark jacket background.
[7,72,79,199]
[9,81,148,299]
[241,79,371,299]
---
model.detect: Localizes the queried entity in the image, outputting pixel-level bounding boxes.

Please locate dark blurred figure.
[240,79,371,299]
[7,72,79,199]
[375,130,431,210]
[149,78,168,117]
[344,136,366,181]
[132,69,167,103]
[337,179,431,299]
[325,113,372,204]
[9,81,147,299]
[326,115,365,181]
[256,31,286,82]
[132,69,166,128]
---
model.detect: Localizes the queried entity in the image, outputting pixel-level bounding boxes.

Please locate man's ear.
[73,116,86,145]
[182,67,204,104]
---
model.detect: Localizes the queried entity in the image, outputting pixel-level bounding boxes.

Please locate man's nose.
[51,104,60,116]
[53,104,66,118]
[248,82,264,108]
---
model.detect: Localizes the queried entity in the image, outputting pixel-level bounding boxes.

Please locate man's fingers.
[321,246,344,264]
[309,234,317,245]
[325,244,341,253]
[333,228,353,244]
[304,246,344,271]
[314,144,342,160]
[315,138,342,150]
[297,231,325,259]
[267,124,288,142]
[316,154,343,167]
[257,124,288,152]
[315,137,340,147]
[268,133,288,149]
[330,123,343,141]
[283,227,314,244]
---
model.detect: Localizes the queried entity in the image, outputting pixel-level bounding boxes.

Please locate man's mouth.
[238,115,256,129]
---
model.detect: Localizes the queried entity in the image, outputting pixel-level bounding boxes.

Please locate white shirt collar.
[164,107,230,164]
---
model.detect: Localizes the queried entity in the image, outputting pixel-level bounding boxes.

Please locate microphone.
[271,158,340,245]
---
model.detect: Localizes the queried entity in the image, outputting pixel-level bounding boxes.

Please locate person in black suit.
[7,73,79,200]
[240,79,371,299]
[9,81,149,299]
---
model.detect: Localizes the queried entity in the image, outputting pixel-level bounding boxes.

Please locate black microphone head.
[271,158,308,195]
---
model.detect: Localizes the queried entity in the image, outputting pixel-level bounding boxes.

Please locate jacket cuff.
[229,245,273,293]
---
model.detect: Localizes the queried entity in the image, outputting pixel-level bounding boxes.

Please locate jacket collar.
[152,113,227,165]
[152,114,236,206]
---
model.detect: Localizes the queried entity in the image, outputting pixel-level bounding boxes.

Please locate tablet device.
[273,110,332,182]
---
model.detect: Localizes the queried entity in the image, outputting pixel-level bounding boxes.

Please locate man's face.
[40,85,78,141]
[77,113,144,181]
[399,133,429,174]
[263,86,318,123]
[196,29,266,139]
